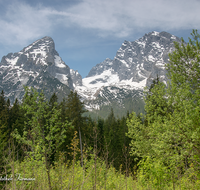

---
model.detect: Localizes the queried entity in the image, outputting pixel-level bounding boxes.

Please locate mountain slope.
[76,31,182,117]
[0,31,182,118]
[0,36,81,103]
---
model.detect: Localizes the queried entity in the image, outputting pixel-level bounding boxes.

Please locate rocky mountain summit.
[85,31,181,86]
[0,36,82,103]
[0,31,182,117]
[75,31,181,115]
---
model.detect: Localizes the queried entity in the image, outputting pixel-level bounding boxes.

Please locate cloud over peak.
[0,0,200,47]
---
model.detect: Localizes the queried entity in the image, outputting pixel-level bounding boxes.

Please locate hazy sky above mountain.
[0,0,199,77]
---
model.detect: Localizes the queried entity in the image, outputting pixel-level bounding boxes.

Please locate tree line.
[0,87,137,189]
[0,30,200,189]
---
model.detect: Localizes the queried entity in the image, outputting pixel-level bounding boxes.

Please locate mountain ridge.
[0,36,81,103]
[75,31,181,113]
[0,31,182,117]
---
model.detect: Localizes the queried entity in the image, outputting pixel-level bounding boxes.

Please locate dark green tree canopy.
[65,91,87,130]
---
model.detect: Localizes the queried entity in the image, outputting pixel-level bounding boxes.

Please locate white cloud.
[0,0,200,47]
[60,0,200,36]
[0,2,54,46]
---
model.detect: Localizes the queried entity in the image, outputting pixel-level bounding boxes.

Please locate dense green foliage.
[0,30,200,189]
[127,30,200,189]
[0,87,136,189]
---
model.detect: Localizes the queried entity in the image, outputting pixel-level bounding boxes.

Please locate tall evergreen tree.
[0,90,10,140]
[65,91,87,166]
[49,92,58,110]
[103,108,118,167]
[0,90,6,113]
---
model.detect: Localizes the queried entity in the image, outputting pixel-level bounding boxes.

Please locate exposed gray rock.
[0,36,81,103]
[87,58,113,77]
[79,31,182,114]
[86,31,181,86]
[70,69,82,86]
[0,31,183,117]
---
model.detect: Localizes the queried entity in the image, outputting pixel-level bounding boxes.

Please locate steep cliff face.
[0,36,81,103]
[85,31,181,87]
[75,31,181,115]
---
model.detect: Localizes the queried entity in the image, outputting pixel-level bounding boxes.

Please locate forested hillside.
[0,87,135,189]
[0,30,200,189]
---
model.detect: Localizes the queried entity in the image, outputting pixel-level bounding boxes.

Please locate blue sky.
[0,0,199,78]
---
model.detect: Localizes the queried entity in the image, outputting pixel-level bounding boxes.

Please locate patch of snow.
[155,60,165,67]
[151,42,162,49]
[40,58,48,66]
[32,49,46,58]
[155,60,165,69]
[55,73,69,85]
[119,77,147,89]
[136,41,146,47]
[76,67,148,101]
[151,31,159,36]
[75,69,119,100]
[24,45,33,52]
[122,42,128,46]
[70,69,75,75]
[20,76,29,85]
[5,57,19,66]
[171,35,176,40]
[160,75,165,80]
[0,65,9,68]
[138,71,146,78]
[140,63,145,70]
[55,55,66,68]
[148,55,156,62]
[70,69,80,76]
[83,69,119,89]
[16,70,22,78]
[132,51,137,56]
[120,60,129,67]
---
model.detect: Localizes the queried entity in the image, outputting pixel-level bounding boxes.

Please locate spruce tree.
[65,91,87,167]
[49,92,58,110]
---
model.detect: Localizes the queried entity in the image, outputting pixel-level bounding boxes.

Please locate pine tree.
[103,108,118,167]
[49,92,58,110]
[0,90,10,143]
[9,99,26,161]
[65,91,87,167]
[0,91,15,177]
[0,90,6,113]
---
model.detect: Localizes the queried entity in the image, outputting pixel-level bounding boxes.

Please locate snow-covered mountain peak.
[151,31,160,36]
[0,36,82,103]
[75,31,182,103]
[22,36,54,53]
[0,31,183,115]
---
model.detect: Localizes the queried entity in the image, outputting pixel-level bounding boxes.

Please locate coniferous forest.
[0,30,200,189]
